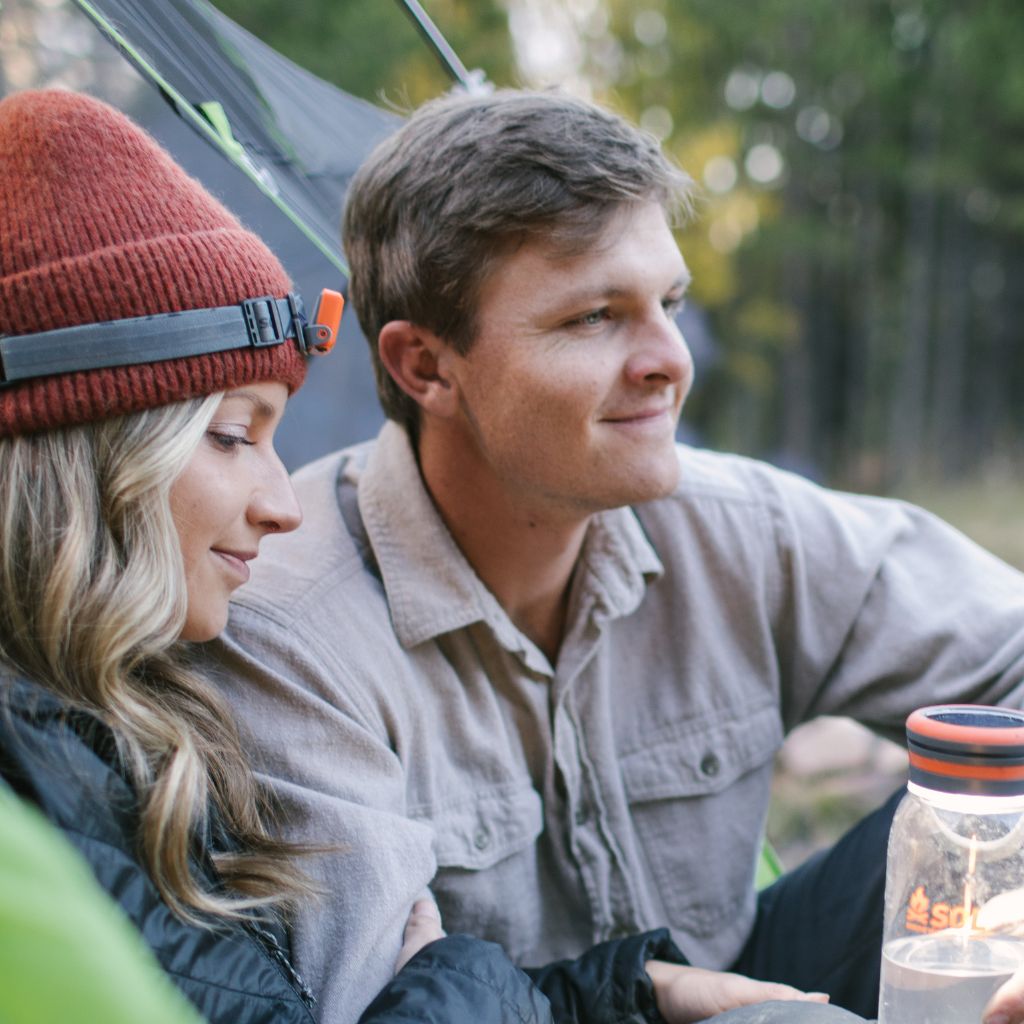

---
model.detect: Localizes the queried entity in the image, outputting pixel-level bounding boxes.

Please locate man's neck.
[418,434,589,666]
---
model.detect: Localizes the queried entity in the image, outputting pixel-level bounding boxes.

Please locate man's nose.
[625,309,694,388]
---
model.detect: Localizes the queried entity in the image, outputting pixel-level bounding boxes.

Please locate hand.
[984,967,1024,1024]
[977,888,1024,937]
[646,960,829,1023]
[394,898,446,974]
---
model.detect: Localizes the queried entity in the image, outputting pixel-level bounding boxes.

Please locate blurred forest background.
[209,0,1024,568]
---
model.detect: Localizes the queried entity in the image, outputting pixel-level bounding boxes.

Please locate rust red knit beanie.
[0,88,308,437]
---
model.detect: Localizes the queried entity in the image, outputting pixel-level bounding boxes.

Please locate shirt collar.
[358,421,665,659]
[358,421,496,649]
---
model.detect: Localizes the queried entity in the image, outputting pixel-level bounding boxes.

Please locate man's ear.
[378,320,458,417]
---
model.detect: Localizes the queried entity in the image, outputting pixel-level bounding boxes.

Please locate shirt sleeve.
[204,605,440,1024]
[751,460,1024,735]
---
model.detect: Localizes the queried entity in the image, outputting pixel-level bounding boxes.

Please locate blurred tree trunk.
[928,194,971,476]
[780,252,814,470]
[887,89,941,484]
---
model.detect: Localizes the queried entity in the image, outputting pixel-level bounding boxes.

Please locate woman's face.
[170,381,300,643]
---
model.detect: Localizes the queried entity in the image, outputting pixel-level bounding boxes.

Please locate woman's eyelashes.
[206,429,255,452]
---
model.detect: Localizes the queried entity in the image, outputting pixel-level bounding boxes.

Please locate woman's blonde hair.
[0,396,315,922]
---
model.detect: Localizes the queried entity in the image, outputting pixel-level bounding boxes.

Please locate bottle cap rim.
[906,705,1024,794]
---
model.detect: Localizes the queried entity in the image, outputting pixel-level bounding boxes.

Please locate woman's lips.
[212,549,255,584]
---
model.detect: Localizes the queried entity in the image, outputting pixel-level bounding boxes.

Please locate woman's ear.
[378,321,458,417]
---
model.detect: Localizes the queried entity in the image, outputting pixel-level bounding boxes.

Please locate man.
[205,89,1024,1024]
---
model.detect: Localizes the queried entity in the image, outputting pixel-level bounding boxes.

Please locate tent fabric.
[75,0,401,273]
[0,781,205,1024]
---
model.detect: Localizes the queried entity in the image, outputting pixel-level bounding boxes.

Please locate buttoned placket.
[550,585,645,945]
[359,423,665,952]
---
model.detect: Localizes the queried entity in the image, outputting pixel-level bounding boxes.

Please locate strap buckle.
[241,297,286,348]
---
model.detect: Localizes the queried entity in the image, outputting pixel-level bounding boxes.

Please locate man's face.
[438,201,693,520]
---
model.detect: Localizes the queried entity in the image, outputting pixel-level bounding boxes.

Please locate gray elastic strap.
[0,297,299,386]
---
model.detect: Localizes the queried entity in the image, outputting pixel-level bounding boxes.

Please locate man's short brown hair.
[342,88,695,436]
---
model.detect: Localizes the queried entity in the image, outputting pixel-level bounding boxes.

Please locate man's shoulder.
[656,444,801,509]
[231,438,381,625]
[640,444,919,567]
[288,438,375,504]
[636,444,860,546]
[661,444,910,520]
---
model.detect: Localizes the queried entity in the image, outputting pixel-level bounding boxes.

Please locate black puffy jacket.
[0,676,684,1024]
[369,929,687,1024]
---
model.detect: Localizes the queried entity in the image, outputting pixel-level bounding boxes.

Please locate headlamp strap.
[0,290,341,388]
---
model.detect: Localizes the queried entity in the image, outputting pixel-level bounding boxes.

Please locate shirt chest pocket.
[428,782,544,869]
[618,704,783,946]
[416,782,545,961]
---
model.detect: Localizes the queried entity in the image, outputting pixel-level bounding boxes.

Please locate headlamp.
[0,288,343,387]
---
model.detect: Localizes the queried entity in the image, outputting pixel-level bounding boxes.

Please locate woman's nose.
[249,453,302,534]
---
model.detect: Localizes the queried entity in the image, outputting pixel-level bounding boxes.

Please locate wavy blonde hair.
[0,397,315,922]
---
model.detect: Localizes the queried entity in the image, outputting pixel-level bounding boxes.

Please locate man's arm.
[746,458,1024,731]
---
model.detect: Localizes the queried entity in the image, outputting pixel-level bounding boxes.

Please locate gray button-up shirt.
[205,421,1024,1024]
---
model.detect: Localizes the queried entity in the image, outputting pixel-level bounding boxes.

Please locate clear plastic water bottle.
[879,705,1024,1023]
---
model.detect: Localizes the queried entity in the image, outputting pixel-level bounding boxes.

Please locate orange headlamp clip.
[302,288,344,355]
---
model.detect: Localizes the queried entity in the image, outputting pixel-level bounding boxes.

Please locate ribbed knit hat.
[0,88,308,437]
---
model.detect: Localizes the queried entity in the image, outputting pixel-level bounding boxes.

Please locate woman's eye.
[207,431,255,452]
[662,297,686,317]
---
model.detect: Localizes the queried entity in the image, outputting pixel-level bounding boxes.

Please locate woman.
[0,86,338,1023]
[0,89,850,1024]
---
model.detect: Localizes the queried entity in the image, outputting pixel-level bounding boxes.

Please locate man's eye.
[662,297,686,317]
[570,309,608,328]
[207,431,255,451]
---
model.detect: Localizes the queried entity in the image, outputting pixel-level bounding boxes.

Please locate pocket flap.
[425,782,544,871]
[620,703,783,801]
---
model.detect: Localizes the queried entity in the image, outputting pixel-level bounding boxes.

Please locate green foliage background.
[209,0,516,109]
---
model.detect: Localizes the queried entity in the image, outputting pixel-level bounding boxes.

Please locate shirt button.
[574,805,589,826]
[473,827,491,851]
[700,752,721,777]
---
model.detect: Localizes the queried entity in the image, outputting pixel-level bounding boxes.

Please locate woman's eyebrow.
[219,390,277,419]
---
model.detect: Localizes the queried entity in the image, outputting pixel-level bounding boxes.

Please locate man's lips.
[601,406,676,425]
